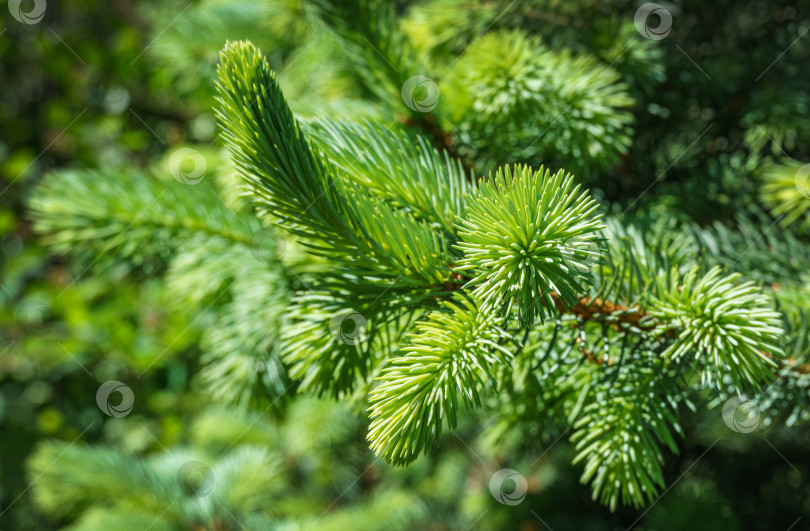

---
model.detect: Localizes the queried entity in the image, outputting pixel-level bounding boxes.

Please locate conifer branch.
[367,296,510,465]
[456,165,605,326]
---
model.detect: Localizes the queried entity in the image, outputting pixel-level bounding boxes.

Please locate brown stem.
[550,293,655,331]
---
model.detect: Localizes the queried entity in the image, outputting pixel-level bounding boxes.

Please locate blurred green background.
[1,1,809,529]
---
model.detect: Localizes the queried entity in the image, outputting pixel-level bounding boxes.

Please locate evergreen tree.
[25,0,810,524]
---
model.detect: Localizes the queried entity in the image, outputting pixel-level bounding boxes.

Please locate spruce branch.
[690,209,810,286]
[30,168,259,270]
[442,30,634,176]
[200,264,290,407]
[215,41,351,241]
[304,118,469,236]
[281,291,383,398]
[30,166,291,407]
[455,164,605,326]
[649,266,784,391]
[367,296,510,465]
[571,361,684,511]
[216,41,452,293]
[592,217,698,306]
[310,0,473,172]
